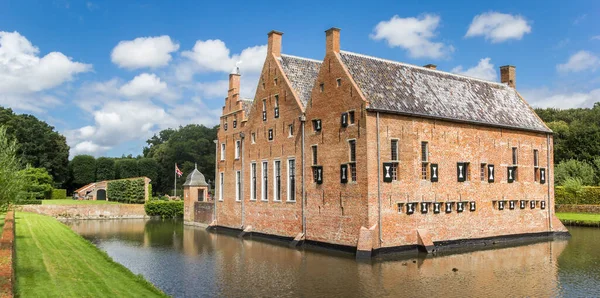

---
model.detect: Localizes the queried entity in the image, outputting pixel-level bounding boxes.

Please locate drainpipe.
[376,112,383,246]
[240,132,245,228]
[301,114,306,235]
[213,139,218,223]
[547,133,553,231]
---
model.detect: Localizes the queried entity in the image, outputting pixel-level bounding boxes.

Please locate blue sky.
[0,0,598,158]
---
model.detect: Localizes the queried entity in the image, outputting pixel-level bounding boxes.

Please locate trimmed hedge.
[51,189,67,200]
[145,201,183,218]
[107,178,145,204]
[15,199,42,205]
[555,186,600,205]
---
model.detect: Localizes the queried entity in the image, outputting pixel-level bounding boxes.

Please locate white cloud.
[111,35,179,69]
[181,40,266,74]
[451,58,497,81]
[521,88,600,109]
[557,50,600,73]
[0,31,91,112]
[574,14,587,25]
[465,12,532,43]
[119,73,168,98]
[370,14,453,59]
[592,35,600,41]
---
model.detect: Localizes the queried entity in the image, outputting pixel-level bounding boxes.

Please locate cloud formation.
[451,58,497,81]
[370,14,454,59]
[465,12,532,43]
[181,40,266,74]
[556,50,600,73]
[521,88,600,109]
[111,35,180,69]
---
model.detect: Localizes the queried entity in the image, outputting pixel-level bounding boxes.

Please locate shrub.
[107,178,145,204]
[14,199,42,205]
[555,159,595,186]
[18,167,54,200]
[556,186,600,205]
[115,159,139,179]
[144,201,183,218]
[51,189,67,200]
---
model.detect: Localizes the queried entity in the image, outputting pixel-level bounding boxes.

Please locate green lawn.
[42,199,121,205]
[15,212,166,297]
[556,212,600,225]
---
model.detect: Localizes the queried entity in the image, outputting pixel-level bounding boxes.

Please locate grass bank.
[15,212,166,297]
[556,212,600,226]
[42,199,121,205]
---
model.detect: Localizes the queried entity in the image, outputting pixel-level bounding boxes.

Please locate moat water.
[67,219,600,297]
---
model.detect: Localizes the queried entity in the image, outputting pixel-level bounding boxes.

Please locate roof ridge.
[281,53,322,64]
[340,50,509,88]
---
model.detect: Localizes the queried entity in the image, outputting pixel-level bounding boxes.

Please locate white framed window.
[250,162,257,200]
[274,160,281,201]
[251,133,256,144]
[288,124,294,137]
[235,171,241,201]
[421,142,429,180]
[219,172,224,201]
[261,161,268,201]
[287,159,296,202]
[349,139,357,182]
[235,140,240,159]
[220,143,225,161]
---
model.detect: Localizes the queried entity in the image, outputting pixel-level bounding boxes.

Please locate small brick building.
[193,28,568,256]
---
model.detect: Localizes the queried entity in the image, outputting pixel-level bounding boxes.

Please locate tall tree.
[70,155,96,188]
[138,158,159,184]
[0,126,24,207]
[18,167,54,200]
[0,107,69,186]
[96,157,115,181]
[115,159,139,179]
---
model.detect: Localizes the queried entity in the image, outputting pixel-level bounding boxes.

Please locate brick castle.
[184,28,569,257]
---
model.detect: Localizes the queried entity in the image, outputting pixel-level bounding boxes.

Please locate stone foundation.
[17,204,147,219]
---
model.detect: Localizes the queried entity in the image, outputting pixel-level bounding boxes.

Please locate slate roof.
[183,167,208,187]
[279,54,322,108]
[241,99,253,119]
[339,51,550,133]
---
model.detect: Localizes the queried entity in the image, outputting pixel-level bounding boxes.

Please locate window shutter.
[430,164,439,182]
[530,200,536,209]
[341,112,348,127]
[406,203,416,215]
[509,200,515,210]
[487,164,495,183]
[457,202,465,213]
[315,166,323,184]
[520,200,526,209]
[540,168,546,184]
[507,166,515,183]
[445,202,453,213]
[262,111,267,121]
[382,162,393,183]
[340,164,348,184]
[274,107,279,118]
[233,120,237,128]
[224,123,228,131]
[457,163,466,182]
[420,202,429,214]
[433,202,441,214]
[268,129,273,141]
[469,201,476,212]
[313,119,322,132]
[499,200,505,210]
[541,200,546,209]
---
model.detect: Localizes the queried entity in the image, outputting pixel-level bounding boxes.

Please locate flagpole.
[174,163,177,198]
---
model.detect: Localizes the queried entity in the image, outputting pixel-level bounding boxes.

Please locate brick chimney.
[325,27,341,53]
[423,64,437,70]
[500,65,516,88]
[229,72,240,93]
[267,30,283,57]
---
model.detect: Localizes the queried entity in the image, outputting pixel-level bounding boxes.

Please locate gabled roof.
[183,166,208,187]
[279,54,322,108]
[339,51,550,133]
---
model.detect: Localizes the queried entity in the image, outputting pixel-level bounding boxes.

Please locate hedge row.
[555,186,600,205]
[107,178,145,204]
[14,200,42,205]
[51,189,67,200]
[144,201,183,218]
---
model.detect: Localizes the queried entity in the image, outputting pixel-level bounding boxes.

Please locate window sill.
[261,200,268,202]
[286,200,296,203]
[235,200,241,203]
[273,200,282,203]
[249,199,256,202]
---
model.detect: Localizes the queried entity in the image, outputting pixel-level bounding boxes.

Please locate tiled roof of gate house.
[339,51,550,133]
[279,54,322,108]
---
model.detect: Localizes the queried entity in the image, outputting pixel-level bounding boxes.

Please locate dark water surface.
[66,219,600,298]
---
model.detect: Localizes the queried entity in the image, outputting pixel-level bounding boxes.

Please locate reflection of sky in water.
[69,220,600,298]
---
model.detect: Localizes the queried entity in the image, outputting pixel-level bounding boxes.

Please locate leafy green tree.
[0,126,24,207]
[96,157,115,181]
[563,177,584,202]
[555,159,595,186]
[18,167,54,200]
[116,159,139,179]
[138,158,158,184]
[70,155,96,187]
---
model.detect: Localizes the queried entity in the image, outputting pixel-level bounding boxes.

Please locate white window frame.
[273,160,281,201]
[251,133,256,144]
[235,140,240,159]
[250,162,257,201]
[235,171,241,201]
[390,139,399,161]
[287,158,296,202]
[288,124,294,137]
[261,161,268,201]
[219,172,224,201]
[220,143,225,161]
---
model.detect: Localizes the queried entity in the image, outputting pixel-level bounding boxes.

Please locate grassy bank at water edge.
[15,212,166,297]
[41,199,121,205]
[556,212,600,226]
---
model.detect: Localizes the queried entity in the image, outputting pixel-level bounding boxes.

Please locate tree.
[70,155,96,187]
[0,107,69,187]
[138,158,158,185]
[17,167,54,200]
[0,126,24,207]
[555,159,595,186]
[96,157,115,181]
[116,159,139,179]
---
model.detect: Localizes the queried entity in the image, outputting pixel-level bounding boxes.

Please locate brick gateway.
[185,28,569,257]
